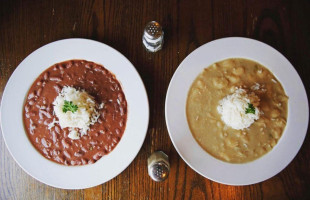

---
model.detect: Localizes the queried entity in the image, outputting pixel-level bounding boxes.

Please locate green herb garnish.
[63,100,78,113]
[245,103,255,114]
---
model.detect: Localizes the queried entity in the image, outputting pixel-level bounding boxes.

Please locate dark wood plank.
[0,0,309,199]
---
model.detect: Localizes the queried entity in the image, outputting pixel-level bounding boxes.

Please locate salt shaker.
[147,151,170,182]
[142,21,164,52]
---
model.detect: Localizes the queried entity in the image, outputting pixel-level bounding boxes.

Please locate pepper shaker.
[147,151,170,182]
[142,21,164,52]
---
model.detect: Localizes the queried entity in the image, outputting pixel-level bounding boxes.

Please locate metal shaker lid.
[144,21,163,41]
[147,151,170,182]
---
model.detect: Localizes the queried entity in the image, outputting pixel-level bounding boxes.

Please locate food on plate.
[186,58,288,163]
[23,60,127,165]
[217,88,260,130]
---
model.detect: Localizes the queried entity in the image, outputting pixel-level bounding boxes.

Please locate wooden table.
[1,0,309,199]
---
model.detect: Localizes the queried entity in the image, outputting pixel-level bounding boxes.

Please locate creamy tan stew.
[186,58,288,163]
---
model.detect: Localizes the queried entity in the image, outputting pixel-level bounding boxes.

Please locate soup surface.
[23,60,127,165]
[186,58,288,163]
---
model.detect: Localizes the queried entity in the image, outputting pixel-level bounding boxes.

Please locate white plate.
[1,38,149,189]
[165,37,309,185]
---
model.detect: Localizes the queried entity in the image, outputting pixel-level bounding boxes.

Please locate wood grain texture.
[0,0,310,199]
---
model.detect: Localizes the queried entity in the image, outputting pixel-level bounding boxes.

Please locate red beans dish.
[23,60,127,165]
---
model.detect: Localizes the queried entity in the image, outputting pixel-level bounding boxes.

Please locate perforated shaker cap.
[144,21,163,40]
[147,151,170,182]
[142,21,164,52]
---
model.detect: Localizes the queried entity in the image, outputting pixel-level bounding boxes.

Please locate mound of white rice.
[50,86,100,139]
[217,88,260,130]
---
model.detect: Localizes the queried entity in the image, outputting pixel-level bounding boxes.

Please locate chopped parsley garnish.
[63,100,78,113]
[245,103,255,114]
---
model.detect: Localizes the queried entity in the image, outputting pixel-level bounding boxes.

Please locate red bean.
[37,80,43,86]
[101,112,105,119]
[81,135,88,140]
[81,147,88,153]
[55,156,64,163]
[112,136,120,143]
[93,151,104,160]
[55,142,60,148]
[63,129,68,137]
[110,85,115,91]
[52,131,58,143]
[42,148,49,156]
[49,77,62,82]
[119,107,124,116]
[44,119,52,125]
[29,100,35,105]
[81,158,87,165]
[61,139,69,149]
[25,105,30,112]
[118,93,124,102]
[74,151,84,157]
[88,159,95,164]
[65,74,72,80]
[66,62,72,68]
[37,88,42,96]
[63,150,71,159]
[70,160,77,165]
[52,149,60,156]
[46,105,52,112]
[29,128,35,135]
[94,66,103,73]
[55,126,61,134]
[39,112,44,120]
[29,111,36,117]
[119,120,124,127]
[64,160,69,165]
[43,72,49,80]
[40,105,46,109]
[113,83,119,91]
[114,103,119,112]
[41,138,51,148]
[115,128,120,135]
[53,85,61,93]
[90,140,98,145]
[28,92,35,99]
[40,110,51,118]
[77,160,82,165]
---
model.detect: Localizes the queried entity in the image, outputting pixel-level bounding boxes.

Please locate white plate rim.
[165,37,309,185]
[0,38,149,189]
